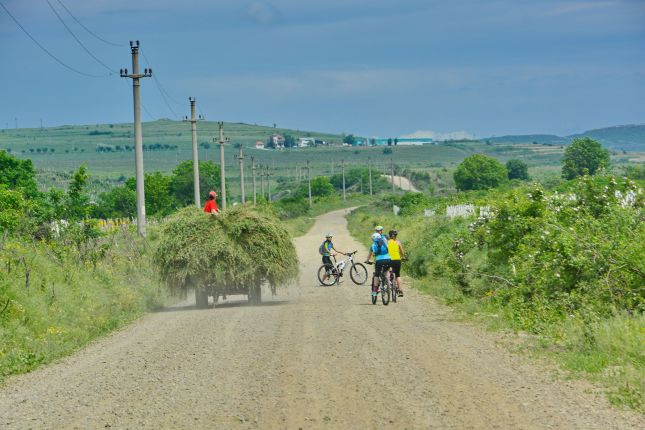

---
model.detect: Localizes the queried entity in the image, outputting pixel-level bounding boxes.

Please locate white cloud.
[245,1,281,25]
[401,130,476,141]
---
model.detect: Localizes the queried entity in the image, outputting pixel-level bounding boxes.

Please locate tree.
[170,160,222,207]
[506,159,530,181]
[561,137,610,179]
[126,172,176,217]
[65,165,91,219]
[297,176,334,198]
[0,150,38,197]
[343,134,357,146]
[0,186,32,234]
[283,134,296,148]
[94,186,136,219]
[453,154,507,191]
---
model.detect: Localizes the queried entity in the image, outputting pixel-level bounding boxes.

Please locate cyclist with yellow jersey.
[388,230,405,297]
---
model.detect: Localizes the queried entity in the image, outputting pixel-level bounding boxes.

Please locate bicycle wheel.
[381,277,390,305]
[349,262,368,285]
[318,264,339,286]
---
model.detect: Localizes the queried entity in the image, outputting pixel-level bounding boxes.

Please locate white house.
[297,137,315,147]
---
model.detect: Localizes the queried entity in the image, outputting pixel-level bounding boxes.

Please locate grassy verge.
[0,228,169,382]
[346,203,644,413]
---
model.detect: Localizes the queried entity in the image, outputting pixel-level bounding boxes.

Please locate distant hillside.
[569,124,645,152]
[487,124,645,152]
[488,134,567,145]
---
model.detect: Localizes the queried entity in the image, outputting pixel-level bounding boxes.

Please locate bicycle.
[317,251,368,287]
[390,269,399,303]
[390,257,406,302]
[365,261,391,305]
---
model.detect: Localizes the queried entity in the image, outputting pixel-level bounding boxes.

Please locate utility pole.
[251,156,257,206]
[183,97,203,208]
[306,160,312,208]
[390,157,395,193]
[266,165,272,202]
[368,157,373,196]
[342,159,346,202]
[215,122,229,210]
[120,40,152,236]
[259,164,265,199]
[236,144,246,204]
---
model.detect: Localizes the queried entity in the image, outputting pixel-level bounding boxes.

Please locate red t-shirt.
[203,199,218,214]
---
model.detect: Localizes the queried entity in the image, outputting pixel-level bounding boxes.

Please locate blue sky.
[1,0,644,138]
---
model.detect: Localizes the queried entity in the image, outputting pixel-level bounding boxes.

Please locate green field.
[3,119,641,201]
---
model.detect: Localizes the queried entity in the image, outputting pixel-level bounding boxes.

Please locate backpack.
[319,241,330,255]
[373,236,388,256]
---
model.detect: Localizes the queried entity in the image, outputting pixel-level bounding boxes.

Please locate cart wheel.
[195,288,209,308]
[248,285,262,305]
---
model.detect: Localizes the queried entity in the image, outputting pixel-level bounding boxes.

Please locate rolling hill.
[488,124,645,152]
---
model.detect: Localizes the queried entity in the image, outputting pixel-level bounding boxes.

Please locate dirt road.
[1,209,643,429]
[382,174,420,192]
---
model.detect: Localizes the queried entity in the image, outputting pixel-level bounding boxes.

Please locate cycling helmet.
[371,232,382,241]
[325,232,333,238]
[375,225,384,231]
[389,230,398,237]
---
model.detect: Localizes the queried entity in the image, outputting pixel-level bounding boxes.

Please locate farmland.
[0,120,572,196]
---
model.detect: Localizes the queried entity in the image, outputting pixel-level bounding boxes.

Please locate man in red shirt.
[203,190,219,214]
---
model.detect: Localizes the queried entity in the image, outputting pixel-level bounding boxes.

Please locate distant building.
[255,141,265,149]
[268,133,285,149]
[297,137,315,147]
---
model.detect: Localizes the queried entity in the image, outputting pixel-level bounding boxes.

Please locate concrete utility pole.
[183,97,203,208]
[265,165,272,202]
[120,40,152,236]
[306,160,312,208]
[215,122,229,210]
[390,157,395,193]
[251,156,257,206]
[368,157,373,196]
[236,144,246,204]
[259,164,265,199]
[342,159,346,202]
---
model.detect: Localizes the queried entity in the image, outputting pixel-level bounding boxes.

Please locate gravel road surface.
[1,209,643,429]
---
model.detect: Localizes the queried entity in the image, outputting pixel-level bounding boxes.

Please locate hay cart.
[195,282,263,308]
[154,206,298,310]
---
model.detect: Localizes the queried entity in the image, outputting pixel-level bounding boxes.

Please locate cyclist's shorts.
[322,256,333,267]
[375,259,391,277]
[390,260,401,277]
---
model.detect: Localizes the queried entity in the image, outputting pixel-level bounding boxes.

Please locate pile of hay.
[153,205,298,294]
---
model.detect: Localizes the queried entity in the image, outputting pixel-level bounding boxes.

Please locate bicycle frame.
[329,251,358,276]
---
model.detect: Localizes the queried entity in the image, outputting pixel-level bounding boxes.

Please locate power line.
[140,48,179,119]
[46,0,117,74]
[0,0,109,78]
[55,0,124,47]
[120,79,157,121]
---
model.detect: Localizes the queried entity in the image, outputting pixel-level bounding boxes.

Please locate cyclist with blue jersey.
[365,226,391,292]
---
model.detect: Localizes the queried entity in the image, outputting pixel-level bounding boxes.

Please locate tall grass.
[0,229,168,381]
